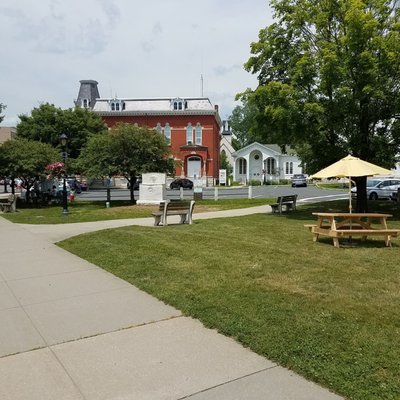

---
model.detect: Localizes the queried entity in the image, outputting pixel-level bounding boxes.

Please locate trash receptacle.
[194,187,203,200]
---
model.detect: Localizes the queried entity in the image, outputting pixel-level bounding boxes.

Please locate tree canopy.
[16,103,106,160]
[78,123,175,202]
[0,138,59,195]
[240,0,400,211]
[228,101,261,148]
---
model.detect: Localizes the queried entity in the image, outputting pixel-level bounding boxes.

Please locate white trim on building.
[232,142,303,183]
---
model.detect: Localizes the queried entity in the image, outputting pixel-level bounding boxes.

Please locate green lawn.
[0,198,271,224]
[58,199,400,400]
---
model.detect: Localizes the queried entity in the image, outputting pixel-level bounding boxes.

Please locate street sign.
[219,169,226,185]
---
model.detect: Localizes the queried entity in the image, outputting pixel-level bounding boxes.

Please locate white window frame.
[266,158,275,174]
[186,123,193,144]
[239,158,247,175]
[195,123,202,145]
[286,162,293,174]
[164,123,171,144]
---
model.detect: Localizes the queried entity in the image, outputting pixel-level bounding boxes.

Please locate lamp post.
[60,133,69,215]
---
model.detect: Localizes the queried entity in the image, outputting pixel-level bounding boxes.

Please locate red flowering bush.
[45,162,65,179]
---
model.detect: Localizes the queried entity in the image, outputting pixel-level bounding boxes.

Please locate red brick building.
[76,80,222,185]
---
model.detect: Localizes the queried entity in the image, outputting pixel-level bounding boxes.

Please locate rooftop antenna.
[200,74,204,97]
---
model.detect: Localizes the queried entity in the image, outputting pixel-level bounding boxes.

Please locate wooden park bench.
[270,194,298,214]
[152,200,195,226]
[0,193,17,213]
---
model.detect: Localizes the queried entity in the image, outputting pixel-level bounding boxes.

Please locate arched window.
[110,100,122,111]
[164,123,171,144]
[186,123,193,144]
[110,99,124,112]
[266,158,276,174]
[171,98,186,111]
[195,123,202,145]
[155,123,162,133]
[82,99,89,108]
[239,158,247,175]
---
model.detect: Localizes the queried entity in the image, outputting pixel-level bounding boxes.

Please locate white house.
[232,142,304,183]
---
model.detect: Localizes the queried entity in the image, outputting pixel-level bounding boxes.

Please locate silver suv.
[351,178,400,200]
[291,174,307,187]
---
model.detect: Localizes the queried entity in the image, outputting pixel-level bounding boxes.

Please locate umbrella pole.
[349,177,352,214]
[349,178,353,246]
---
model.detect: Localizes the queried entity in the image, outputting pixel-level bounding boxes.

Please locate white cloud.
[0,0,273,126]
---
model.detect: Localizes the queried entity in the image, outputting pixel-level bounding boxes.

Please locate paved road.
[76,185,348,203]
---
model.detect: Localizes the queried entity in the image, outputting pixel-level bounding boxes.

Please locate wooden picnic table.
[305,212,400,248]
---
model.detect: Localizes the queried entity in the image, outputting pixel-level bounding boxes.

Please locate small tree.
[220,152,233,177]
[78,123,175,203]
[0,139,59,200]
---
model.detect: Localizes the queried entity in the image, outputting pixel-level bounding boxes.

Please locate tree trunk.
[10,178,15,195]
[129,175,136,204]
[354,176,368,213]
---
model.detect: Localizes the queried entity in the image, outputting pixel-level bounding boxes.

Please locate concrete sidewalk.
[0,209,343,400]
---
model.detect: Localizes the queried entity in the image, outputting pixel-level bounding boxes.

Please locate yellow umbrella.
[311,155,392,212]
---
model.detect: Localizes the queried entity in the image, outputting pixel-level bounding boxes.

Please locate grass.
[316,183,349,190]
[58,199,400,400]
[0,198,271,224]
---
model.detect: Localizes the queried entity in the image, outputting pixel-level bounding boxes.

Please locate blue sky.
[0,0,272,126]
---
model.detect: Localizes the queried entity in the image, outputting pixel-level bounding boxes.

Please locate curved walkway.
[16,205,273,243]
[0,207,343,400]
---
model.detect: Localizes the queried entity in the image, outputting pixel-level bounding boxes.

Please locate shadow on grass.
[280,199,400,222]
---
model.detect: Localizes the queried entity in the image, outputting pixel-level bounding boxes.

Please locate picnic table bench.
[305,212,400,247]
[271,194,298,214]
[152,200,195,226]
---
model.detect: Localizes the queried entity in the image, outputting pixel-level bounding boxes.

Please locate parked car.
[66,179,84,194]
[291,174,307,187]
[170,178,194,190]
[351,178,400,200]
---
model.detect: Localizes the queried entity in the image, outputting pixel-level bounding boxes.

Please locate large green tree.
[78,123,175,203]
[241,0,400,212]
[0,138,59,199]
[17,103,106,160]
